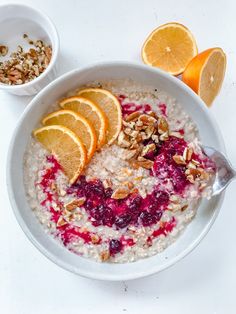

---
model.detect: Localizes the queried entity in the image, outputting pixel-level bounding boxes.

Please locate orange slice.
[42,110,97,161]
[33,125,86,184]
[59,96,107,149]
[77,88,122,145]
[182,48,226,106]
[142,22,198,75]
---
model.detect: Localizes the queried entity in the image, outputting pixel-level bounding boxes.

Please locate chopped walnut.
[103,178,113,188]
[0,45,8,57]
[157,117,169,134]
[141,143,156,156]
[125,111,142,122]
[173,155,186,165]
[65,198,86,211]
[56,216,67,227]
[0,34,52,85]
[91,234,100,244]
[100,250,110,261]
[183,147,193,161]
[130,158,154,170]
[111,187,130,199]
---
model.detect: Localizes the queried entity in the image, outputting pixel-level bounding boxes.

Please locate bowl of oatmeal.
[7,62,225,280]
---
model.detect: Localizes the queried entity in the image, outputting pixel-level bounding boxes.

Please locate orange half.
[142,22,198,75]
[182,47,226,106]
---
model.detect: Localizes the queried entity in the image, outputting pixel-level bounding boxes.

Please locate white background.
[1,0,236,313]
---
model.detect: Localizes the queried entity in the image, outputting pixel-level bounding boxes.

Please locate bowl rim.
[0,3,59,90]
[7,61,226,281]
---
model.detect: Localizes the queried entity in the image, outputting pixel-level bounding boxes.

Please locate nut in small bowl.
[0,4,59,96]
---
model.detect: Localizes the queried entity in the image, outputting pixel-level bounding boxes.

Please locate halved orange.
[33,125,86,184]
[77,88,122,145]
[142,22,198,75]
[42,109,97,161]
[182,48,226,106]
[59,96,107,149]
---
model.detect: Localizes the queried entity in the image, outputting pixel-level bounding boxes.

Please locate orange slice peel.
[33,125,87,184]
[77,88,122,145]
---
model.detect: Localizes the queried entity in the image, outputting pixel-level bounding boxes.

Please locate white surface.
[1,0,236,312]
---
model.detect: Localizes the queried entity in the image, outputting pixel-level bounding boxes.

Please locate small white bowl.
[0,4,59,96]
[7,62,225,280]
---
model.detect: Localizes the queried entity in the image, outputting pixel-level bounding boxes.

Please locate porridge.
[24,81,215,263]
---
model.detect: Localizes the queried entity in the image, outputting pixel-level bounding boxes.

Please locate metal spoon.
[203,146,236,196]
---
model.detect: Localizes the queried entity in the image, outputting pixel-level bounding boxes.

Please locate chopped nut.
[159,132,169,141]
[169,131,183,138]
[122,181,134,189]
[0,36,52,85]
[103,178,112,188]
[130,130,139,138]
[141,143,156,156]
[130,159,154,170]
[123,148,139,160]
[0,45,8,56]
[65,198,86,211]
[50,182,57,191]
[111,187,130,199]
[183,147,193,161]
[130,141,139,149]
[100,250,110,261]
[123,127,132,136]
[186,167,208,183]
[173,155,186,165]
[145,125,155,138]
[123,120,135,129]
[135,120,144,127]
[140,131,148,140]
[187,161,197,169]
[167,203,182,212]
[137,156,146,161]
[158,117,169,134]
[187,175,195,183]
[138,114,157,125]
[151,134,159,143]
[147,111,159,119]
[117,131,131,148]
[91,234,100,244]
[57,216,67,227]
[125,111,142,122]
[59,189,66,196]
[191,159,201,166]
[121,167,133,176]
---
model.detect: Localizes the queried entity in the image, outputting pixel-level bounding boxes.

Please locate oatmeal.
[24,81,215,263]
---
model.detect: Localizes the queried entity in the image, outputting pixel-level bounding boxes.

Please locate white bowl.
[0,4,59,96]
[7,62,225,281]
